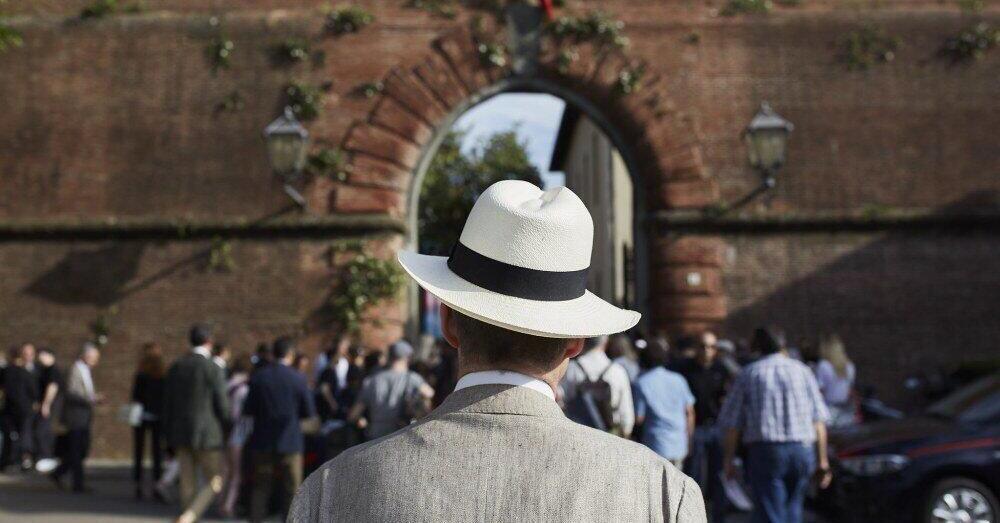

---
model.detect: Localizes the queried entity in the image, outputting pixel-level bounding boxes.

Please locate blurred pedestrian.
[244,337,317,522]
[816,334,856,428]
[163,325,228,522]
[51,343,103,492]
[607,334,640,382]
[3,344,38,472]
[632,341,695,468]
[713,339,742,376]
[676,331,734,522]
[361,350,385,380]
[674,335,699,366]
[313,336,350,384]
[293,353,312,384]
[718,327,832,523]
[212,343,231,373]
[33,348,61,473]
[349,341,433,440]
[131,342,167,500]
[220,353,253,518]
[252,342,272,370]
[316,341,362,422]
[562,335,635,437]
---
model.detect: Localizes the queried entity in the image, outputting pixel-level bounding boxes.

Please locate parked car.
[821,372,1000,523]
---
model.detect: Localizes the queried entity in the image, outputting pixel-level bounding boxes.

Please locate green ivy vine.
[720,0,771,16]
[940,23,999,63]
[307,147,348,180]
[285,81,324,120]
[0,18,21,52]
[330,244,406,334]
[272,38,311,66]
[478,42,508,68]
[214,90,245,114]
[325,5,374,36]
[840,25,900,70]
[206,37,235,72]
[90,305,118,346]
[208,237,236,272]
[544,10,641,95]
[547,12,629,50]
[614,64,645,96]
[406,0,457,19]
[80,0,144,19]
[353,80,385,98]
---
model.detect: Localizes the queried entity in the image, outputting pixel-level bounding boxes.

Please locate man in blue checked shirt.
[717,327,832,523]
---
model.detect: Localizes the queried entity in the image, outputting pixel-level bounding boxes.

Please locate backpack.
[565,360,621,435]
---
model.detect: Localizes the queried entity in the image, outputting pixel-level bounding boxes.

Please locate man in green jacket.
[163,324,229,521]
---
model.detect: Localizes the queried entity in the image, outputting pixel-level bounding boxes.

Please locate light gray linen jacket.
[290,384,706,522]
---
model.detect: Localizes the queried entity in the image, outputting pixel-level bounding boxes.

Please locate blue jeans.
[746,442,815,523]
[686,426,726,522]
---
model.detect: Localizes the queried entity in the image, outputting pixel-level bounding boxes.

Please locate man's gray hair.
[79,341,99,358]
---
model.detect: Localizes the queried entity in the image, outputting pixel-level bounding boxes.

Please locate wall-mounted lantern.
[715,102,794,214]
[263,106,309,208]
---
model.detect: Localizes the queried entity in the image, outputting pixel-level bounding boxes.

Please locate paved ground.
[0,466,177,522]
[0,465,824,522]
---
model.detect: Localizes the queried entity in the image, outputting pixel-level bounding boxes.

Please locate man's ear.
[440,303,461,350]
[564,338,584,360]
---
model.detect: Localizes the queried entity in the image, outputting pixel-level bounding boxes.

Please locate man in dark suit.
[162,325,228,521]
[51,343,102,492]
[3,344,38,472]
[243,337,316,522]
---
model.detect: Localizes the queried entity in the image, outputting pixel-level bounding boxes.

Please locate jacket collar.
[433,384,566,420]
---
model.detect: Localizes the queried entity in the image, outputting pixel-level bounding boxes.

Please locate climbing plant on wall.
[206,37,235,72]
[285,81,325,120]
[0,18,20,52]
[330,243,407,334]
[720,0,772,17]
[325,5,375,36]
[940,23,999,62]
[306,147,348,180]
[840,24,900,70]
[271,38,311,66]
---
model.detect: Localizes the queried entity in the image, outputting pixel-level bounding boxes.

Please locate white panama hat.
[398,180,640,338]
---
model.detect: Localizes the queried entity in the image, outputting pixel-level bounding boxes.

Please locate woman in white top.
[816,334,857,427]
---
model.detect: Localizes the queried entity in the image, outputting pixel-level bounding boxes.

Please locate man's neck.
[457,360,565,396]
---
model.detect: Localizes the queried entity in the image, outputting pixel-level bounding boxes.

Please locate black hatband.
[447,241,589,301]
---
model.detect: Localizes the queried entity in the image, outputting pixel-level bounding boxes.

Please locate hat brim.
[398,251,641,339]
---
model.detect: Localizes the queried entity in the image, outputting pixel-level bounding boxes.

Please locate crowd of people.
[0,325,439,522]
[557,328,859,522]
[1,322,859,522]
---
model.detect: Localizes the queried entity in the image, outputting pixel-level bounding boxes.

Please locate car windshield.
[925,373,1000,423]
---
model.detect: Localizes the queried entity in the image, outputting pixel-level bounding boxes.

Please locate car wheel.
[925,477,999,523]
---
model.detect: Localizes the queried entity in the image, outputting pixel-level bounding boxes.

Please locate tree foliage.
[418,128,543,255]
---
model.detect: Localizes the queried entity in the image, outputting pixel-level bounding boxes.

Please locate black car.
[823,373,1000,523]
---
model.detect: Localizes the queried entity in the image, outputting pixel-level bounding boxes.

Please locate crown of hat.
[457,180,593,271]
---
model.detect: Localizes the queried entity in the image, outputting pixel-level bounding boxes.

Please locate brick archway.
[331,27,726,336]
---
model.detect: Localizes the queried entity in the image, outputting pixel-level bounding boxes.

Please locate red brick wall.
[1,2,998,455]
[0,235,404,458]
[721,230,1000,407]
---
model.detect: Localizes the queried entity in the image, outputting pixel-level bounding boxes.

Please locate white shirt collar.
[193,345,212,359]
[454,370,556,401]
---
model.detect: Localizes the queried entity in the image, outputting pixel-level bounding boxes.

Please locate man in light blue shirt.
[633,343,695,467]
